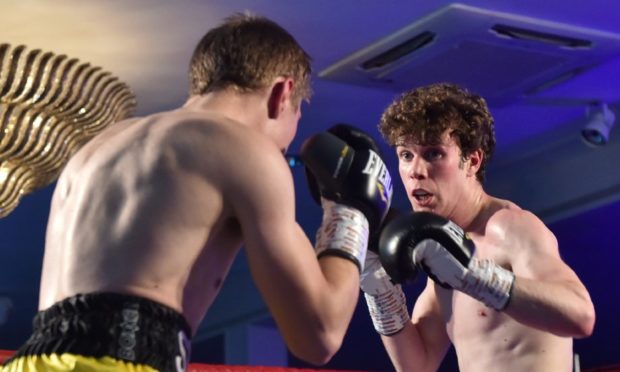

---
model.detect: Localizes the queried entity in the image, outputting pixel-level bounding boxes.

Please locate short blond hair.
[188,13,312,106]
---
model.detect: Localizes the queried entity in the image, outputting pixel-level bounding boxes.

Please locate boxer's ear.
[465,148,483,177]
[267,77,294,119]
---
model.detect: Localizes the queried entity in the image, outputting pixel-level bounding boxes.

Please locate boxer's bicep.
[507,211,579,284]
[227,141,320,297]
[497,210,594,337]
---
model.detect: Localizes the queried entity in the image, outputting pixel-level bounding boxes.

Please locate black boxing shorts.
[2,292,192,372]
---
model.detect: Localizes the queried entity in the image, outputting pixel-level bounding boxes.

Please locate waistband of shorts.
[7,292,192,371]
[34,292,191,335]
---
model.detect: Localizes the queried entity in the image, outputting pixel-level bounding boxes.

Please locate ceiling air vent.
[361,31,436,70]
[319,3,620,106]
[490,24,592,49]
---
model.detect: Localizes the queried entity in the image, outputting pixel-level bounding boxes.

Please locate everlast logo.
[362,150,393,203]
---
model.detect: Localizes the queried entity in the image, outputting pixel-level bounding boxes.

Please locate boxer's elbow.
[573,301,595,338]
[289,330,342,365]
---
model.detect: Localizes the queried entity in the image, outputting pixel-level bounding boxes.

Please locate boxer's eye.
[398,150,413,161]
[424,149,443,161]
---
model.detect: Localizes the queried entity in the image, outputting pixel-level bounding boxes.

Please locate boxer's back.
[39,110,245,331]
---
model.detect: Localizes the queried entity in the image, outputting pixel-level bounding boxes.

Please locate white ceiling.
[4,0,620,149]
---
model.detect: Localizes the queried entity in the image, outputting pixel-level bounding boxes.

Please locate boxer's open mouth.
[413,189,432,203]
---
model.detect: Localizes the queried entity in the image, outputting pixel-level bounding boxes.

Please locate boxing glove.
[302,124,393,233]
[300,127,393,271]
[379,211,515,310]
[304,124,384,206]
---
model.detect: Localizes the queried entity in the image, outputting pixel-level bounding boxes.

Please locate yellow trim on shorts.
[2,353,159,372]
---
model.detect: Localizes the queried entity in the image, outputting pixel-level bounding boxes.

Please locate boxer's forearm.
[275,256,360,366]
[381,321,447,372]
[382,323,426,372]
[503,276,595,338]
[317,255,361,334]
[378,283,450,372]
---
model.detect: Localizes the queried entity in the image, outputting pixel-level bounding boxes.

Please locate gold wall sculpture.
[0,43,136,218]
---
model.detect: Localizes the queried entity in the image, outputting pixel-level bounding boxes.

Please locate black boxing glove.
[300,130,393,271]
[302,124,393,233]
[379,211,515,310]
[327,123,382,157]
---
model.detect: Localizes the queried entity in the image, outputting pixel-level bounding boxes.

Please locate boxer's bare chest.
[438,231,514,339]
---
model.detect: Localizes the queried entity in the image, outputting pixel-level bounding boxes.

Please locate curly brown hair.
[188,12,312,106]
[378,83,495,183]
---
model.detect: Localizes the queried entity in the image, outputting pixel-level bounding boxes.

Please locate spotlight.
[581,103,616,147]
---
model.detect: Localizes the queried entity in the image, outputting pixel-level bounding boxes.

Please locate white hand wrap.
[412,240,515,311]
[315,198,369,272]
[361,251,410,335]
[463,258,515,310]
